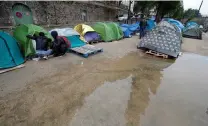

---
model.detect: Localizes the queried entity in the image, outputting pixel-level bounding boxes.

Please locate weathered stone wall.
[0,1,126,27]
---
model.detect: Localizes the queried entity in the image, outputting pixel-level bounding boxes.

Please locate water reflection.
[69,52,173,126]
[140,53,208,126]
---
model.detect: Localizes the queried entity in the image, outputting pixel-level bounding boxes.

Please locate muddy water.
[0,52,208,126]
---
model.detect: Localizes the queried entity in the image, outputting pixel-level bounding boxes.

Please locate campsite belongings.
[138,21,182,58]
[49,28,103,58]
[92,22,123,42]
[0,31,25,73]
[120,19,156,38]
[13,24,53,58]
[146,19,156,31]
[74,24,100,43]
[120,22,140,36]
[120,26,132,38]
[183,22,202,40]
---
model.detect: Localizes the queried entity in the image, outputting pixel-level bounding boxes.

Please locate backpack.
[58,36,71,48]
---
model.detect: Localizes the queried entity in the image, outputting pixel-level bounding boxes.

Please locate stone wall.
[0,1,127,27]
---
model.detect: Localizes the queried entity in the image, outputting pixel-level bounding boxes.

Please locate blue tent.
[120,26,132,38]
[66,35,86,48]
[186,21,199,27]
[167,19,184,32]
[0,31,24,69]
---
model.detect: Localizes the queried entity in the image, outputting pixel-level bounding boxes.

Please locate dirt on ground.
[0,34,208,126]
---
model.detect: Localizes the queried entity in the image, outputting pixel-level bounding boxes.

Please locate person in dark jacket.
[50,31,68,57]
[26,32,52,60]
[139,18,147,39]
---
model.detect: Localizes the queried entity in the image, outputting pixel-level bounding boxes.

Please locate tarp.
[138,21,182,58]
[92,22,115,42]
[121,22,140,33]
[74,24,100,42]
[0,31,24,69]
[120,26,131,38]
[146,19,156,30]
[106,22,123,40]
[13,24,53,57]
[167,19,184,32]
[183,25,202,39]
[49,28,79,37]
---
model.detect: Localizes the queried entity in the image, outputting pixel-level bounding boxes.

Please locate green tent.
[183,25,202,40]
[92,22,116,42]
[106,22,123,40]
[13,24,53,57]
[0,31,24,69]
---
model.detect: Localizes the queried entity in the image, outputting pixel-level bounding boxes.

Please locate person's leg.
[36,50,52,60]
[139,28,142,39]
[60,45,67,55]
[140,27,144,39]
[141,27,145,38]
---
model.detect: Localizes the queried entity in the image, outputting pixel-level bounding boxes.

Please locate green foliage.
[184,8,200,20]
[133,1,155,16]
[155,1,182,22]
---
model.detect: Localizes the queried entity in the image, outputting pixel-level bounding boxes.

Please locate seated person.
[26,32,52,60]
[50,31,69,57]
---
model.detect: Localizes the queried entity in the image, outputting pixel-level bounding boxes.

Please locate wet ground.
[0,34,208,126]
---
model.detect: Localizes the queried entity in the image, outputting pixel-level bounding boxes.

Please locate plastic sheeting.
[146,19,156,30]
[120,26,131,38]
[167,19,184,32]
[49,28,80,37]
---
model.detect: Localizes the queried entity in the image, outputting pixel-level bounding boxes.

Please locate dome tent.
[0,31,24,69]
[74,24,100,42]
[106,22,123,40]
[49,28,86,48]
[183,25,202,39]
[92,22,115,42]
[138,21,182,58]
[13,24,53,57]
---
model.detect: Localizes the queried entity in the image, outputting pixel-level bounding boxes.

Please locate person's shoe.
[32,57,40,61]
[43,56,48,60]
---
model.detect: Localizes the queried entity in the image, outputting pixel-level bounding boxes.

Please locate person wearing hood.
[50,31,69,57]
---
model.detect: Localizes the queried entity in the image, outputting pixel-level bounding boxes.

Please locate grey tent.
[138,21,182,58]
[183,25,202,39]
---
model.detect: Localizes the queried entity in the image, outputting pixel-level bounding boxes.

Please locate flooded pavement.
[140,53,208,126]
[1,51,208,126]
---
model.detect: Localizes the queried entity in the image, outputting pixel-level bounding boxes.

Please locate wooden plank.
[146,50,168,58]
[0,64,25,74]
[70,45,103,58]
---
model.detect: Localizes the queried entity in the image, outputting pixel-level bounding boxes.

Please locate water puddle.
[69,76,133,126]
[140,53,208,126]
[69,53,208,126]
[1,52,208,126]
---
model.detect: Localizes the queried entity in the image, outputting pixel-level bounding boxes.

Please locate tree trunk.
[155,2,161,23]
